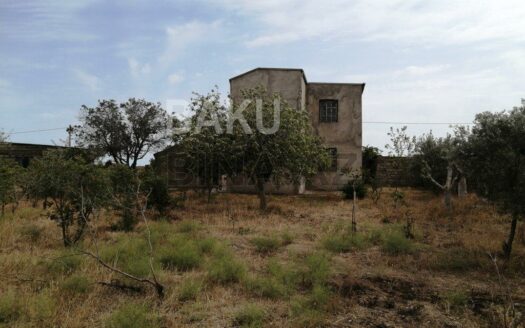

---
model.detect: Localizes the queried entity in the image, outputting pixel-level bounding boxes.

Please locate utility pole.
[66,125,74,147]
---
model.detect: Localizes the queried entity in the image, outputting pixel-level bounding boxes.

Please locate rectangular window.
[327,147,337,171]
[319,99,338,123]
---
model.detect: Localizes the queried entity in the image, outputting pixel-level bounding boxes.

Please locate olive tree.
[464,107,525,258]
[176,90,232,202]
[76,98,169,168]
[230,87,329,210]
[27,150,108,247]
[0,158,22,215]
[414,130,469,211]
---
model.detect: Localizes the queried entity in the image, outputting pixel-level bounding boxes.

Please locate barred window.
[327,147,337,171]
[319,100,338,123]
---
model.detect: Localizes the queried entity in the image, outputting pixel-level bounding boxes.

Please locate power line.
[8,127,68,135]
[363,121,473,125]
[5,121,474,135]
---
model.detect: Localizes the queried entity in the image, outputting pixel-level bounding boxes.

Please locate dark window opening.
[319,99,338,123]
[327,148,337,171]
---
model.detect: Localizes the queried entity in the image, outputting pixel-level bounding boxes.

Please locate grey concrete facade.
[229,68,364,191]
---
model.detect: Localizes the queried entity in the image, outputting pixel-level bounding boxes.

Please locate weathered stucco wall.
[230,68,307,110]
[306,83,364,190]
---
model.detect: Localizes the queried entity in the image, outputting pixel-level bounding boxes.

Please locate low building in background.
[0,142,64,167]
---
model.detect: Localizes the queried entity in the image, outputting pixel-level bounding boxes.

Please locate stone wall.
[375,156,416,187]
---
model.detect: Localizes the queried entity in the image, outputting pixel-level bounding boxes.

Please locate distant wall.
[375,156,416,187]
[0,143,62,167]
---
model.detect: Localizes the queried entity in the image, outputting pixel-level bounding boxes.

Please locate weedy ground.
[0,188,524,327]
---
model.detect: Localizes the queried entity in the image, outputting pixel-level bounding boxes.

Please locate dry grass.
[0,189,524,327]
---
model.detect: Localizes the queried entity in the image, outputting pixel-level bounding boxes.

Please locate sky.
[1,0,525,157]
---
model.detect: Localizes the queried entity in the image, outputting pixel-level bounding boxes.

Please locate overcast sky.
[1,0,524,156]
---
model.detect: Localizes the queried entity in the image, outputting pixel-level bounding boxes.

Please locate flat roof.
[0,142,63,148]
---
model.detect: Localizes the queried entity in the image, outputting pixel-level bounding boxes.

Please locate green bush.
[178,278,203,302]
[245,276,287,299]
[299,253,331,288]
[381,229,415,255]
[207,254,246,284]
[233,304,265,328]
[177,220,200,234]
[322,233,367,253]
[159,242,202,271]
[250,236,281,254]
[45,250,82,275]
[0,289,21,324]
[99,237,152,277]
[443,290,469,311]
[341,180,367,199]
[196,237,216,254]
[61,275,92,294]
[28,293,56,322]
[141,170,172,215]
[105,303,159,328]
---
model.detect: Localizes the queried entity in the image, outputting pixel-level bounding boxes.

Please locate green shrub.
[177,220,200,234]
[178,278,203,302]
[105,303,159,328]
[341,180,367,199]
[0,289,21,324]
[61,275,92,294]
[250,236,281,254]
[245,276,287,299]
[196,237,216,254]
[141,170,172,215]
[233,304,265,328]
[300,253,331,288]
[28,293,56,322]
[443,290,469,311]
[99,237,152,277]
[45,250,82,275]
[159,242,202,271]
[207,254,246,284]
[322,233,367,253]
[381,229,416,255]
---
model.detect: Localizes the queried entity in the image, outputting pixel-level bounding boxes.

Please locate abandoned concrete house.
[154,67,365,193]
[0,142,63,167]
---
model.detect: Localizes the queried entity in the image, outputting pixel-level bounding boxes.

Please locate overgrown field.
[1,189,524,327]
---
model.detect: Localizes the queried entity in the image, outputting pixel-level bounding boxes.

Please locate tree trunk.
[502,212,519,259]
[444,189,452,212]
[458,176,467,197]
[256,178,267,211]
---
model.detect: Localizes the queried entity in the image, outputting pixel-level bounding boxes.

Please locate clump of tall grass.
[177,277,204,302]
[159,241,202,271]
[250,236,282,254]
[207,251,246,284]
[322,232,368,253]
[0,289,21,324]
[28,292,56,323]
[60,274,92,294]
[99,236,152,277]
[177,220,201,234]
[232,304,266,328]
[105,302,160,328]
